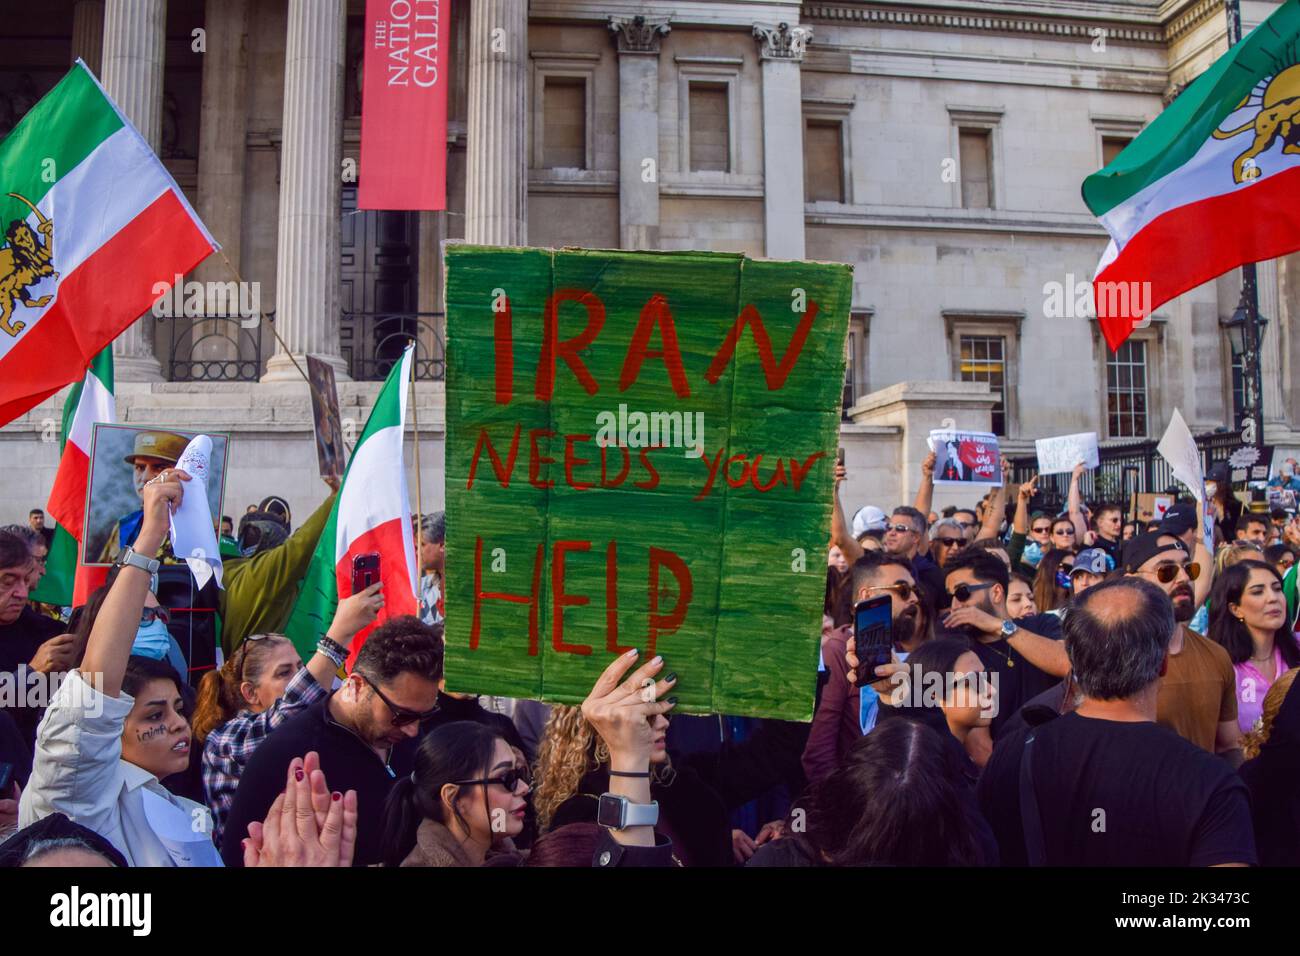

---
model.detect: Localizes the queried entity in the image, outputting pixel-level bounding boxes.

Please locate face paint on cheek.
[136,723,167,743]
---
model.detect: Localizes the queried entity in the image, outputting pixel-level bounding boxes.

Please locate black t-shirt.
[962,613,1062,740]
[1092,534,1122,563]
[978,712,1257,866]
[0,607,66,746]
[1238,671,1300,866]
[220,694,398,867]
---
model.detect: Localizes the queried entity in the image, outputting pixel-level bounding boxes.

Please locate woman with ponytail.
[380,721,529,867]
[200,584,384,848]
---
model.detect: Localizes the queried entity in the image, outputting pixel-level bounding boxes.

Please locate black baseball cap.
[1122,532,1188,573]
[1159,503,1198,537]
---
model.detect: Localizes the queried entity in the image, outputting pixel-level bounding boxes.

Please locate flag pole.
[1224,0,1265,455]
[408,339,425,587]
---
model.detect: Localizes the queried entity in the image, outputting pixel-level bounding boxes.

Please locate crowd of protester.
[0,449,1297,869]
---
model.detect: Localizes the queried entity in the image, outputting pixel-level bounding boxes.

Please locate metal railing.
[1007,429,1243,512]
[341,311,445,382]
[161,313,263,382]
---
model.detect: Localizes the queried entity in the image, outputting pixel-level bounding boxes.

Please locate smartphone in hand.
[853,596,893,678]
[351,552,380,596]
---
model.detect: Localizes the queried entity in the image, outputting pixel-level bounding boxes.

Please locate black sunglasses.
[366,678,441,727]
[935,537,964,548]
[947,582,994,602]
[1031,525,1051,534]
[886,523,918,535]
[866,582,919,601]
[452,767,533,794]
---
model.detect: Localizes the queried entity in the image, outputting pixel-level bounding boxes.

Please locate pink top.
[1233,645,1291,734]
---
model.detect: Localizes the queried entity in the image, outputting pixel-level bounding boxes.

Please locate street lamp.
[1221,289,1267,448]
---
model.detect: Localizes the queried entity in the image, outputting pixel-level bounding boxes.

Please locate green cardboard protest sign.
[442,245,852,721]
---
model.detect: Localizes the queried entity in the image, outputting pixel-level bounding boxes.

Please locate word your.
[0,667,103,716]
[594,404,705,458]
[49,887,151,937]
[375,0,442,88]
[1042,273,1152,322]
[151,274,261,328]
[885,664,999,719]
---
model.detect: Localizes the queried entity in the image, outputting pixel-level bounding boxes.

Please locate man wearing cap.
[1121,529,1242,764]
[96,430,188,563]
[1068,548,1110,600]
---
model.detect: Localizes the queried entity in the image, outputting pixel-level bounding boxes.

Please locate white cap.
[851,505,888,538]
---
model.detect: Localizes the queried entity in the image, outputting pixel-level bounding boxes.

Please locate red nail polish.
[332,791,341,801]
[294,769,304,782]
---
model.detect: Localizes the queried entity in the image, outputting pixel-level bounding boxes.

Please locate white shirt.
[19,670,221,867]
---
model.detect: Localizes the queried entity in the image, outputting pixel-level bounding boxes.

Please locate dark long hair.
[789,718,991,866]
[380,721,503,867]
[122,655,188,717]
[1032,547,1075,612]
[1206,562,1300,668]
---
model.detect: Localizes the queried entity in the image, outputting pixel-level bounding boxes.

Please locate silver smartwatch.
[117,546,161,575]
[597,793,659,830]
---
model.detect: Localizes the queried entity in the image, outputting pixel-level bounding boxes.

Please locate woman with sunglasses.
[194,583,384,848]
[19,471,224,865]
[1031,548,1076,614]
[381,721,530,866]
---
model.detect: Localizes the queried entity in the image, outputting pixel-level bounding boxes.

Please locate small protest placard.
[929,429,1002,485]
[1156,409,1204,502]
[306,355,347,481]
[1035,432,1099,475]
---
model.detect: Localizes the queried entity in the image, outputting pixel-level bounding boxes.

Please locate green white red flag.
[284,346,420,666]
[1083,0,1300,350]
[0,60,216,425]
[31,347,115,607]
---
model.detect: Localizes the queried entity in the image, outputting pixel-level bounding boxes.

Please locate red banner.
[358,0,448,210]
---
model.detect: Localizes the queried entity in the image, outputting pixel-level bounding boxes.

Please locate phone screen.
[854,596,894,676]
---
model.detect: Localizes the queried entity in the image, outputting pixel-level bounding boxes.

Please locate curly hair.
[532,705,598,831]
[532,704,676,831]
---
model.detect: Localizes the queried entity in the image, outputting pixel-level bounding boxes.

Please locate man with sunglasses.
[883,506,946,615]
[940,549,1070,739]
[221,615,444,866]
[928,517,967,569]
[803,552,927,783]
[1122,533,1242,764]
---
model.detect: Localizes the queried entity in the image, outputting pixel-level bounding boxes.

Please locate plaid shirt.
[202,666,329,848]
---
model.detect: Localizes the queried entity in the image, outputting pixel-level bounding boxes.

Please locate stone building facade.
[1,0,1297,526]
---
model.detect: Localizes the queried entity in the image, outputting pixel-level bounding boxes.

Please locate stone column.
[72,0,105,76]
[263,0,348,381]
[193,0,251,364]
[465,0,527,245]
[1257,259,1286,430]
[609,16,669,250]
[103,0,166,381]
[753,22,811,261]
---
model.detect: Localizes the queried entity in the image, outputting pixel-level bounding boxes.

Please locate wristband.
[316,636,348,668]
[608,769,651,778]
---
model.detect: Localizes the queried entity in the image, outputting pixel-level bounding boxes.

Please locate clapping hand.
[243,752,357,868]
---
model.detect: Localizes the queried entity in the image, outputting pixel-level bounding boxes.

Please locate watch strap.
[118,546,160,575]
[622,799,659,828]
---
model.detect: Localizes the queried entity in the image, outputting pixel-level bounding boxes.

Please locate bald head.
[1064,577,1173,701]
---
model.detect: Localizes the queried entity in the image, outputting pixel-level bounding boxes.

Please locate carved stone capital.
[608,15,671,55]
[753,22,812,61]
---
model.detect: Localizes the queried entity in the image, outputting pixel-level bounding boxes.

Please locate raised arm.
[831,462,864,563]
[976,458,1011,541]
[1014,474,1038,536]
[1067,462,1089,544]
[1192,494,1214,609]
[82,473,187,698]
[913,450,937,519]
